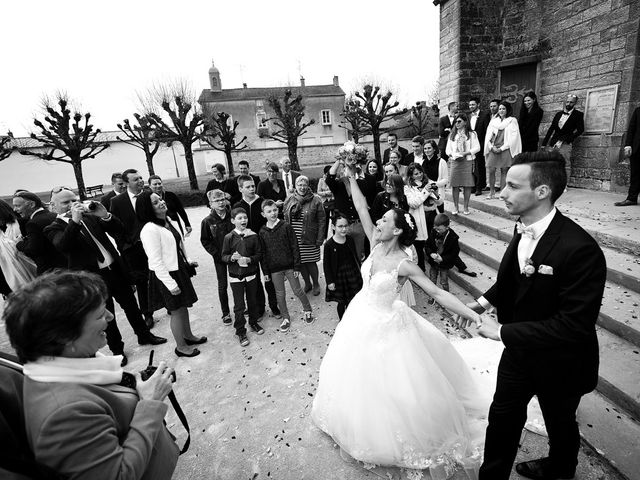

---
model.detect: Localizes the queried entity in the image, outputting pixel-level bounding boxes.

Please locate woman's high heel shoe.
[184,336,207,345]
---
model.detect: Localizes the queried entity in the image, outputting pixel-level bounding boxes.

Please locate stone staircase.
[443,194,640,480]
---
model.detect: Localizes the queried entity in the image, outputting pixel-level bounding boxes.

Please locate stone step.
[444,194,640,256]
[578,391,640,480]
[448,253,640,424]
[450,218,640,348]
[444,202,640,295]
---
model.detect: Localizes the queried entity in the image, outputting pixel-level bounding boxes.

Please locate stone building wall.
[437,0,640,192]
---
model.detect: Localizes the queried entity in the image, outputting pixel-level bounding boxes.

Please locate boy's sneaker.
[250,323,265,335]
[272,310,282,320]
[279,318,291,333]
[222,314,232,325]
[238,334,250,347]
[303,311,315,324]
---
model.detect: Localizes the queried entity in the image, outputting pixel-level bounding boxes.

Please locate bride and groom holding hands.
[311,150,607,480]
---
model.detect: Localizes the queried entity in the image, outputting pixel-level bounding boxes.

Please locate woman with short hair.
[4,270,179,479]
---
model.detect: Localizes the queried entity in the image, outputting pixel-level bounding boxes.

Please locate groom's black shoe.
[515,458,575,480]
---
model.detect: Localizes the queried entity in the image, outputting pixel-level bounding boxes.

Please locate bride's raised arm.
[399,260,481,326]
[346,169,376,245]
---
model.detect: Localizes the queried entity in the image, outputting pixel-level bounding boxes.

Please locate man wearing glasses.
[13,190,66,275]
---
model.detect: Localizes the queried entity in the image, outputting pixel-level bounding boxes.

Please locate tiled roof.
[198,84,345,103]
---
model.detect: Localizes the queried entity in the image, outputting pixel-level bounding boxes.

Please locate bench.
[85,184,104,198]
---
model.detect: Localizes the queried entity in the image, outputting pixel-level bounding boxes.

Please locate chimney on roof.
[243,83,247,89]
[333,75,339,87]
[300,76,305,87]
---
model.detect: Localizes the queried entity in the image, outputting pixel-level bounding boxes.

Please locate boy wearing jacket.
[425,213,460,301]
[200,189,234,325]
[221,207,264,347]
[259,200,313,333]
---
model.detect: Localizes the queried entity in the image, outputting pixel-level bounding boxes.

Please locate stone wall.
[437,0,640,192]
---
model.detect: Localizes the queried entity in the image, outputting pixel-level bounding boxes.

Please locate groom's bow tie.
[516,222,535,239]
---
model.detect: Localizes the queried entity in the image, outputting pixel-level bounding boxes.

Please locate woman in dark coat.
[518,91,544,152]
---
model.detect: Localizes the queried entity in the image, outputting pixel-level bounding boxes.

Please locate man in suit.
[109,168,156,327]
[438,102,458,161]
[458,151,606,480]
[100,172,126,211]
[541,94,585,183]
[468,96,491,195]
[279,156,300,197]
[382,133,409,166]
[614,105,640,207]
[45,189,166,361]
[237,160,261,186]
[489,98,500,119]
[13,191,66,274]
[404,135,426,166]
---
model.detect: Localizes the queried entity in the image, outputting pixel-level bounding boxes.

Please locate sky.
[0,0,440,137]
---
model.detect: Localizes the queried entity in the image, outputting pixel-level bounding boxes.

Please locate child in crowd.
[200,189,234,325]
[323,212,363,319]
[425,213,460,304]
[259,199,313,332]
[222,207,264,347]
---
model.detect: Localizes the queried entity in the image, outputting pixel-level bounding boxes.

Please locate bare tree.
[201,109,248,177]
[266,89,315,171]
[143,80,204,190]
[1,131,14,161]
[116,114,161,176]
[339,96,371,143]
[19,92,109,199]
[354,84,407,164]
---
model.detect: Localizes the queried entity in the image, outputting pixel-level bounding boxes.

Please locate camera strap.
[168,391,190,454]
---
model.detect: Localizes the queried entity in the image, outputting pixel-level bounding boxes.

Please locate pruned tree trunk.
[183,143,199,190]
[225,149,235,177]
[72,161,87,200]
[288,141,300,171]
[145,148,156,176]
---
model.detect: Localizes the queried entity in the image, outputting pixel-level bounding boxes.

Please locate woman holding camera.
[4,270,180,479]
[404,163,443,272]
[138,191,205,357]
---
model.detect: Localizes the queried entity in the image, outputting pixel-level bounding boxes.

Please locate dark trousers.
[230,277,260,336]
[121,243,151,315]
[414,240,426,272]
[255,266,279,316]
[214,260,230,317]
[474,153,487,192]
[479,350,582,480]
[627,154,639,201]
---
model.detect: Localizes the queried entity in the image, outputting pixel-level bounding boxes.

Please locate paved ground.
[0,204,629,479]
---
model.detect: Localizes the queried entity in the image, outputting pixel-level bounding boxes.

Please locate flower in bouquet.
[336,140,368,167]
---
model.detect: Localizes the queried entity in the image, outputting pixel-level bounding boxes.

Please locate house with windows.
[197,62,348,153]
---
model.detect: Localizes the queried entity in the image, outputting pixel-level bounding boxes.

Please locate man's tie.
[516,222,535,239]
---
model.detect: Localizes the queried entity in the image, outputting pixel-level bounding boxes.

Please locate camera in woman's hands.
[139,350,176,383]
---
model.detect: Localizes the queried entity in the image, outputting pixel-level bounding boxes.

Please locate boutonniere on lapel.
[522,258,536,277]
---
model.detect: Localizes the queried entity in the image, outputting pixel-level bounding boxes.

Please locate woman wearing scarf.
[446,113,480,215]
[4,270,179,479]
[485,101,523,199]
[284,175,326,296]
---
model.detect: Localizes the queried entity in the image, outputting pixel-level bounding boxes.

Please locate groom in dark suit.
[459,151,607,480]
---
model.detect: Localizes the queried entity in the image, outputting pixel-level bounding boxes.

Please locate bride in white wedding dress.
[311,166,496,479]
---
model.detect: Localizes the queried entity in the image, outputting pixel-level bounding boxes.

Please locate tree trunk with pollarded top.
[201,110,248,178]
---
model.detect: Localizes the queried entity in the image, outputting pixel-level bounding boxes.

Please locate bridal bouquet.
[336,140,368,167]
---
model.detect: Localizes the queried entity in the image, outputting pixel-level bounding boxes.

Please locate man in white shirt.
[458,150,606,480]
[279,157,300,196]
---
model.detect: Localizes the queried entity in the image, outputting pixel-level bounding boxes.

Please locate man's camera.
[81,200,101,213]
[139,350,176,383]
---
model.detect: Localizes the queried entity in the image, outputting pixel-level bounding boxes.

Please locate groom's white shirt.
[477,207,557,341]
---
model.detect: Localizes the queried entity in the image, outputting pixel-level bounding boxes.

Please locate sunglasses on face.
[51,186,73,194]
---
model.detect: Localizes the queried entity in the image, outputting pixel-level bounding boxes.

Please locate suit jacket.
[109,192,144,252]
[542,109,585,146]
[404,152,427,167]
[469,110,491,147]
[15,210,66,275]
[100,190,117,211]
[438,115,454,158]
[24,377,179,480]
[383,146,410,165]
[425,228,460,270]
[624,106,640,158]
[483,211,606,394]
[44,214,124,273]
[279,170,300,194]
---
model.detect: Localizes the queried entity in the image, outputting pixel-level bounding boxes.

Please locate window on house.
[256,113,268,129]
[256,99,264,109]
[321,109,332,125]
